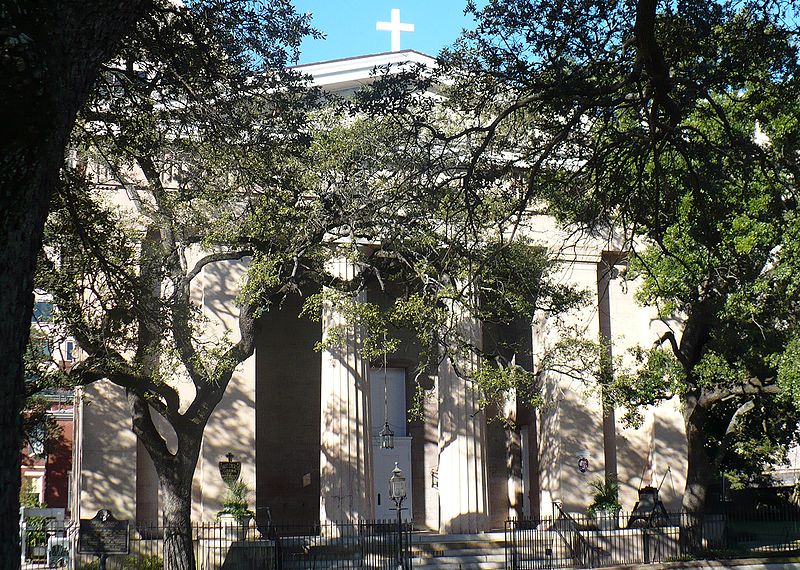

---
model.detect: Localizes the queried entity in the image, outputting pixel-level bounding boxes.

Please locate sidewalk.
[603,558,800,570]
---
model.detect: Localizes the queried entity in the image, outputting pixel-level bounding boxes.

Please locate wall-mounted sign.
[578,457,589,473]
[218,453,241,486]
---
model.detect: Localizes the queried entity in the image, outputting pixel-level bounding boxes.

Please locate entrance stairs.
[410,531,508,569]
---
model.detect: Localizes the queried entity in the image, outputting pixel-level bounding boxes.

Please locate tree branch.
[653,330,688,368]
[713,399,756,471]
[186,249,253,283]
[701,376,781,407]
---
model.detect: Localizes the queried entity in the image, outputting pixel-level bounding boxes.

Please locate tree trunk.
[160,464,197,570]
[0,3,150,566]
[128,386,203,570]
[0,73,73,570]
[681,397,715,552]
[682,397,716,512]
[1,131,76,570]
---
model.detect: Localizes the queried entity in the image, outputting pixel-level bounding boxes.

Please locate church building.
[70,48,688,535]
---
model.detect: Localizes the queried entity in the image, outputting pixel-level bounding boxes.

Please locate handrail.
[256,506,282,570]
[550,502,582,566]
[552,501,602,568]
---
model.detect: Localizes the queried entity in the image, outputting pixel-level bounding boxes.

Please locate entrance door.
[370,367,412,521]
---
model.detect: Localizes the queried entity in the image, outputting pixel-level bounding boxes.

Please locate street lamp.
[389,462,407,570]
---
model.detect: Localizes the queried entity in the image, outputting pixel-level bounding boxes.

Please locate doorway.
[370,367,412,521]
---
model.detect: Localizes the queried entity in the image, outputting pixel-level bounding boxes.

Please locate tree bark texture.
[680,396,715,552]
[160,466,197,570]
[0,2,150,567]
[682,411,714,513]
[128,387,208,570]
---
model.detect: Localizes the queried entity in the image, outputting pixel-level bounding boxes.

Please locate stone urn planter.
[217,480,254,541]
[592,508,620,531]
[218,513,252,541]
[587,476,622,531]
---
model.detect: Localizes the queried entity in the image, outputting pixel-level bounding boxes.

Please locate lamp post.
[389,463,407,570]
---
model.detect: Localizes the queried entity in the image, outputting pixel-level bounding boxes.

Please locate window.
[21,475,44,506]
[31,302,53,323]
[65,341,74,362]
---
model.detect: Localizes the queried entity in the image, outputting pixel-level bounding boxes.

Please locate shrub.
[587,476,622,515]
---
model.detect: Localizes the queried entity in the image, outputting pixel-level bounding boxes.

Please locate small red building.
[20,392,75,515]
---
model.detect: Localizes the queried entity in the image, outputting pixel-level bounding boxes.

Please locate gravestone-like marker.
[79,509,130,569]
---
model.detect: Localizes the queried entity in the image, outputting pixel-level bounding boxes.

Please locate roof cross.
[376,8,415,52]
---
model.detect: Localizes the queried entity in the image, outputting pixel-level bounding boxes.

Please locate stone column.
[437,301,489,534]
[319,256,374,524]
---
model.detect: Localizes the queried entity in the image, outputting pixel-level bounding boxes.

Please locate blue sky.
[292,1,476,64]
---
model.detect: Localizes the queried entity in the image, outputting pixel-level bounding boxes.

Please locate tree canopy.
[371,0,800,512]
[30,5,590,568]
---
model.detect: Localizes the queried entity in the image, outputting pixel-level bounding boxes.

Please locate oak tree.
[394,0,800,513]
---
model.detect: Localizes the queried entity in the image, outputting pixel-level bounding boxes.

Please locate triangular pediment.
[292,50,435,93]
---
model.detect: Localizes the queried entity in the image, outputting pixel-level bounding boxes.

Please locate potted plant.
[217,480,254,540]
[587,476,622,530]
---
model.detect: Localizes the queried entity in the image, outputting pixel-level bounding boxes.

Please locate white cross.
[376,8,415,52]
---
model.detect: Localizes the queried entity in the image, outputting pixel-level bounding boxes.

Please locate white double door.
[369,367,412,521]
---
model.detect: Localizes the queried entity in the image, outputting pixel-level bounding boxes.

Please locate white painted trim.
[293,50,435,90]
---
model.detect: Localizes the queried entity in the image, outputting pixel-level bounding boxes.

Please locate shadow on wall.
[654,406,687,510]
[199,261,257,521]
[556,390,605,513]
[318,345,372,525]
[535,381,607,515]
[483,318,533,527]
[81,381,137,520]
[616,423,652,510]
[538,374,560,514]
[198,354,257,518]
[617,403,687,512]
[437,347,490,534]
[202,259,247,339]
[484,409,522,529]
[79,261,259,525]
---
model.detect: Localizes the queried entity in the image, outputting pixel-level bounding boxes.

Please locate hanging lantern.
[379,420,395,449]
[379,333,394,449]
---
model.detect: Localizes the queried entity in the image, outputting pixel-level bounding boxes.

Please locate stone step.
[413,540,507,548]
[413,546,506,558]
[410,533,512,570]
[413,558,506,570]
[414,553,506,562]
[411,531,507,544]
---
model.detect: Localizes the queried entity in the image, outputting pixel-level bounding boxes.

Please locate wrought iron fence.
[273,520,413,570]
[22,519,413,570]
[506,506,800,569]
